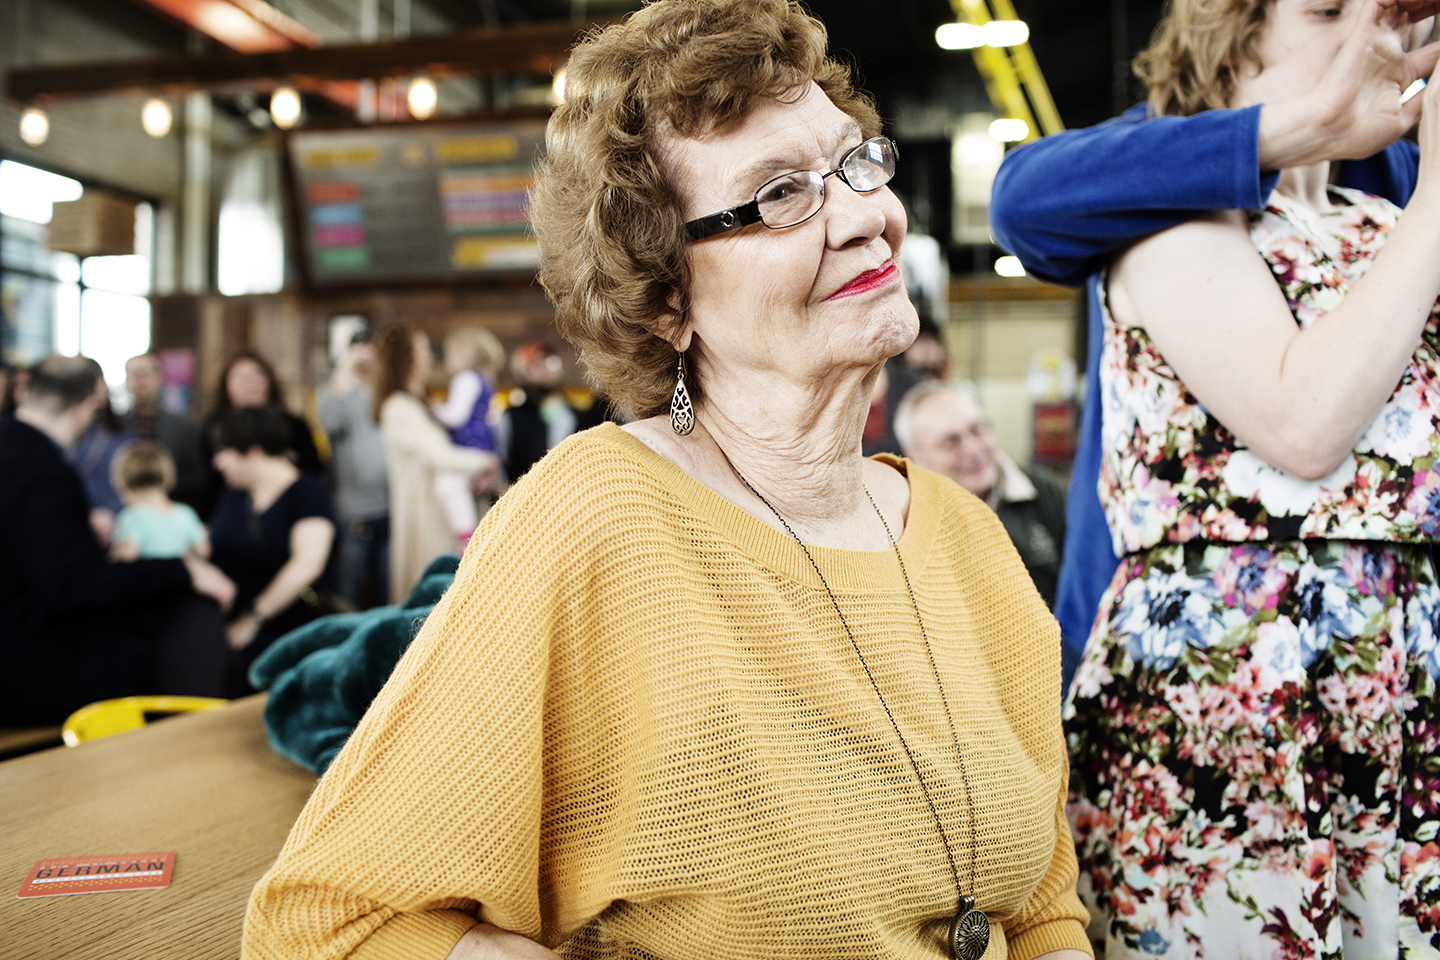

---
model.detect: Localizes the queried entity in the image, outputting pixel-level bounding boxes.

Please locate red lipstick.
[828,260,900,301]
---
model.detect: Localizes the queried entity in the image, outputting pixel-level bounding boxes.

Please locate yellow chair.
[62,696,227,746]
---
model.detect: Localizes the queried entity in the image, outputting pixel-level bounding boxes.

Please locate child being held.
[430,326,506,551]
[110,440,210,561]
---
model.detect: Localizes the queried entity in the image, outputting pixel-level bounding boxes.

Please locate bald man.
[1,355,234,723]
[895,380,1067,609]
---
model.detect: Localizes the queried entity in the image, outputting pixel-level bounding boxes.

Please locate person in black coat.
[0,355,236,725]
[895,379,1068,607]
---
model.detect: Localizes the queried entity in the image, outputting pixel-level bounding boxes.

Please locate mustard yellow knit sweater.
[243,423,1091,960]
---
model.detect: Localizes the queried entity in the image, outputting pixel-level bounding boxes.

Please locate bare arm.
[991,3,1431,287]
[227,516,335,650]
[444,924,562,960]
[182,554,236,612]
[1110,76,1440,479]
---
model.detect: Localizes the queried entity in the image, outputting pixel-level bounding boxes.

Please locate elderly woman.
[242,3,1089,959]
[1049,2,1440,956]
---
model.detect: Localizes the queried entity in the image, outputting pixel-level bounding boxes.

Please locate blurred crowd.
[0,314,1066,726]
[0,324,624,724]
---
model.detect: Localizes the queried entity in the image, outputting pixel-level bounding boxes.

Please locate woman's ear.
[649,291,693,353]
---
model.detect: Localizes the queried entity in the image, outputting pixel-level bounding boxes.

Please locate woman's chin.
[872,302,921,359]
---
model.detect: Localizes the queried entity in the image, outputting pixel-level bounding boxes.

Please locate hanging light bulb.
[407,77,438,119]
[989,117,1030,142]
[551,66,567,105]
[270,87,303,130]
[19,107,49,146]
[141,98,173,138]
[982,20,1030,47]
[935,23,984,49]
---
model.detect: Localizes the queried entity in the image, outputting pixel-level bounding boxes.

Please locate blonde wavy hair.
[1134,0,1271,116]
[528,0,880,419]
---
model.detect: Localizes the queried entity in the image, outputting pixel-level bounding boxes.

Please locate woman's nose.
[823,179,889,250]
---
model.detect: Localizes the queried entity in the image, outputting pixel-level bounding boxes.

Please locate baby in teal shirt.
[110,440,209,561]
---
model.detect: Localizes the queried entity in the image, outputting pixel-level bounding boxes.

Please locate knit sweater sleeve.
[1002,739,1092,959]
[243,441,603,959]
[930,480,1092,960]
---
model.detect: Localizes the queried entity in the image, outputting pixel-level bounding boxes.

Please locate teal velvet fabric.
[248,555,459,774]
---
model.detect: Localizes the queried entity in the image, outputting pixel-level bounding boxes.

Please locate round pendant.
[949,904,990,960]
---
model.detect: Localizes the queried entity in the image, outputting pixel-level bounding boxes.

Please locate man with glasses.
[895,379,1067,610]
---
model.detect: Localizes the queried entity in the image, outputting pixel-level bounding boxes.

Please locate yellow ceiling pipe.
[949,0,1064,142]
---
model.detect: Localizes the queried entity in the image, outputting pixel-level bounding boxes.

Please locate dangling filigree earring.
[670,353,695,436]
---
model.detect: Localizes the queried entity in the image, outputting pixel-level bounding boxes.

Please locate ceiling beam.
[6,19,607,104]
[123,0,360,108]
[128,0,320,54]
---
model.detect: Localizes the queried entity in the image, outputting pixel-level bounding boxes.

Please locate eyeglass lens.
[755,137,896,230]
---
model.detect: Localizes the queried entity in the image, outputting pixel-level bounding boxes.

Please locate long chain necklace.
[727,464,991,960]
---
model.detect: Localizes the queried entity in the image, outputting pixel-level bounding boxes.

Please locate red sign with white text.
[16,852,175,899]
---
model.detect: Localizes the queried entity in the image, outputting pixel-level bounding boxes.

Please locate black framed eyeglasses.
[684,137,898,242]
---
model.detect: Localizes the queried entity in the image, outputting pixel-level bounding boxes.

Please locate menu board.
[288,120,547,286]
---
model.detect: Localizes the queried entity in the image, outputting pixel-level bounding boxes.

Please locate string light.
[270,87,303,130]
[983,20,1030,46]
[994,256,1026,277]
[935,23,983,49]
[936,20,1029,50]
[988,118,1029,142]
[142,98,173,138]
[19,107,49,146]
[407,77,438,119]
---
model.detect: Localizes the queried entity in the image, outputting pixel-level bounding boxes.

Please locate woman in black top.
[209,407,335,694]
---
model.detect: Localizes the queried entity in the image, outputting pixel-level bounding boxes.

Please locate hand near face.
[1310,0,1438,159]
[470,454,504,496]
[1378,0,1440,24]
[1256,0,1438,169]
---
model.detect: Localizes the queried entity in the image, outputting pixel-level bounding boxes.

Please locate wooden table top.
[0,725,63,761]
[0,695,317,960]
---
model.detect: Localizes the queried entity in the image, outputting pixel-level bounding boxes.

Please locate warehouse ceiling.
[411,0,1173,130]
[18,0,1174,132]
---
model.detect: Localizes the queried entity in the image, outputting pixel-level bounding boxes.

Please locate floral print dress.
[1069,187,1440,959]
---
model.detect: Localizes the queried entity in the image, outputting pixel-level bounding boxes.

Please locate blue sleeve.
[989,104,1277,287]
[71,428,130,514]
[1338,139,1419,205]
[1055,275,1122,695]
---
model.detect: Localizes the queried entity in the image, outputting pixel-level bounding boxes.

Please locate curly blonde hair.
[528,0,880,419]
[1134,0,1271,116]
